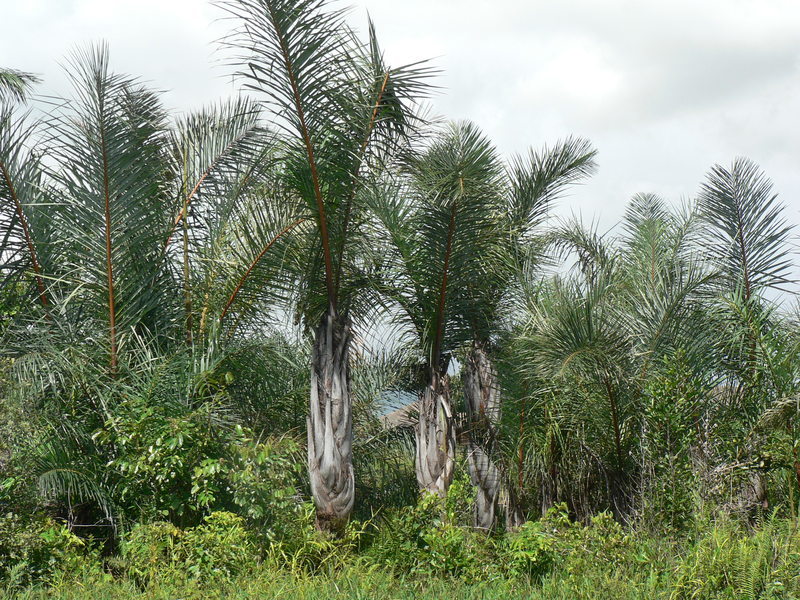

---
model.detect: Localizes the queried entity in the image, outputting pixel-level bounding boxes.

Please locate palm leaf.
[0,105,51,309]
[0,68,41,104]
[45,44,173,368]
[698,157,794,298]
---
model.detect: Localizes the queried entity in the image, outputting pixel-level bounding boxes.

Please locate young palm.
[461,137,596,529]
[512,192,712,519]
[698,158,795,511]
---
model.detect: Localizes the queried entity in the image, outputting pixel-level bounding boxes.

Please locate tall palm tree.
[47,45,176,370]
[218,0,432,530]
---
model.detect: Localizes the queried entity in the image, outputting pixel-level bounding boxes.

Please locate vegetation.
[2,0,800,598]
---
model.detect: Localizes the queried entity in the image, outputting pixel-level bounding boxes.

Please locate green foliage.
[567,511,638,577]
[0,514,98,590]
[227,436,303,528]
[641,350,706,532]
[263,502,330,570]
[6,513,800,599]
[522,503,638,581]
[97,399,239,521]
[118,521,181,585]
[179,512,259,581]
[365,483,501,583]
[120,512,258,585]
[671,516,800,600]
[103,400,304,528]
[501,520,557,580]
[0,68,41,104]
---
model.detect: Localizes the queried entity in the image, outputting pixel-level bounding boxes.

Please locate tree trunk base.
[307,306,354,532]
[415,376,455,496]
[464,342,502,531]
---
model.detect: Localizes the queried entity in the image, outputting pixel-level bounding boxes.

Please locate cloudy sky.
[3,0,800,235]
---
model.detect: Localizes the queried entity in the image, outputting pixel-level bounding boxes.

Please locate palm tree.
[48,45,176,370]
[218,0,432,530]
[372,121,506,496]
[460,137,596,529]
[697,158,795,512]
[373,123,596,517]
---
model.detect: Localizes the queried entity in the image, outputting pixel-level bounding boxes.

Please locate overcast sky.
[3,0,800,236]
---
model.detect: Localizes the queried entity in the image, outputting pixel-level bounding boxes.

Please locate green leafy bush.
[0,513,97,589]
[178,511,258,581]
[226,436,303,535]
[365,488,500,583]
[95,391,304,530]
[640,351,705,533]
[96,398,241,523]
[502,520,557,580]
[119,521,182,585]
[120,511,258,585]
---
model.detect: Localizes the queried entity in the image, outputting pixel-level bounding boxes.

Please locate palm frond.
[507,136,596,237]
[0,105,52,310]
[45,44,173,368]
[0,69,41,104]
[698,157,794,298]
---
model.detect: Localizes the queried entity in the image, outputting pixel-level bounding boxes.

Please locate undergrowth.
[4,501,800,599]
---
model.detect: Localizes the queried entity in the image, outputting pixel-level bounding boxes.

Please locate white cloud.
[2,0,799,240]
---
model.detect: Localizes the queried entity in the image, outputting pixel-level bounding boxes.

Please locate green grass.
[6,567,665,600]
[5,511,800,599]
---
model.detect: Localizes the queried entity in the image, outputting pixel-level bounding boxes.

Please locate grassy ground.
[5,511,800,599]
[6,568,665,600]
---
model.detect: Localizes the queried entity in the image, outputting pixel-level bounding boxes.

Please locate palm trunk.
[505,387,527,530]
[505,486,526,530]
[307,305,354,531]
[540,417,560,516]
[464,342,502,530]
[415,374,455,496]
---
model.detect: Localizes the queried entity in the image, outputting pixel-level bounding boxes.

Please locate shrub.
[502,520,557,580]
[0,513,96,589]
[365,488,500,583]
[120,511,258,585]
[119,521,183,585]
[225,435,303,536]
[178,511,258,581]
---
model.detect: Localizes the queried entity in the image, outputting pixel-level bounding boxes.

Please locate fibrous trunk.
[416,374,455,496]
[505,488,526,530]
[307,306,354,531]
[464,342,502,530]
